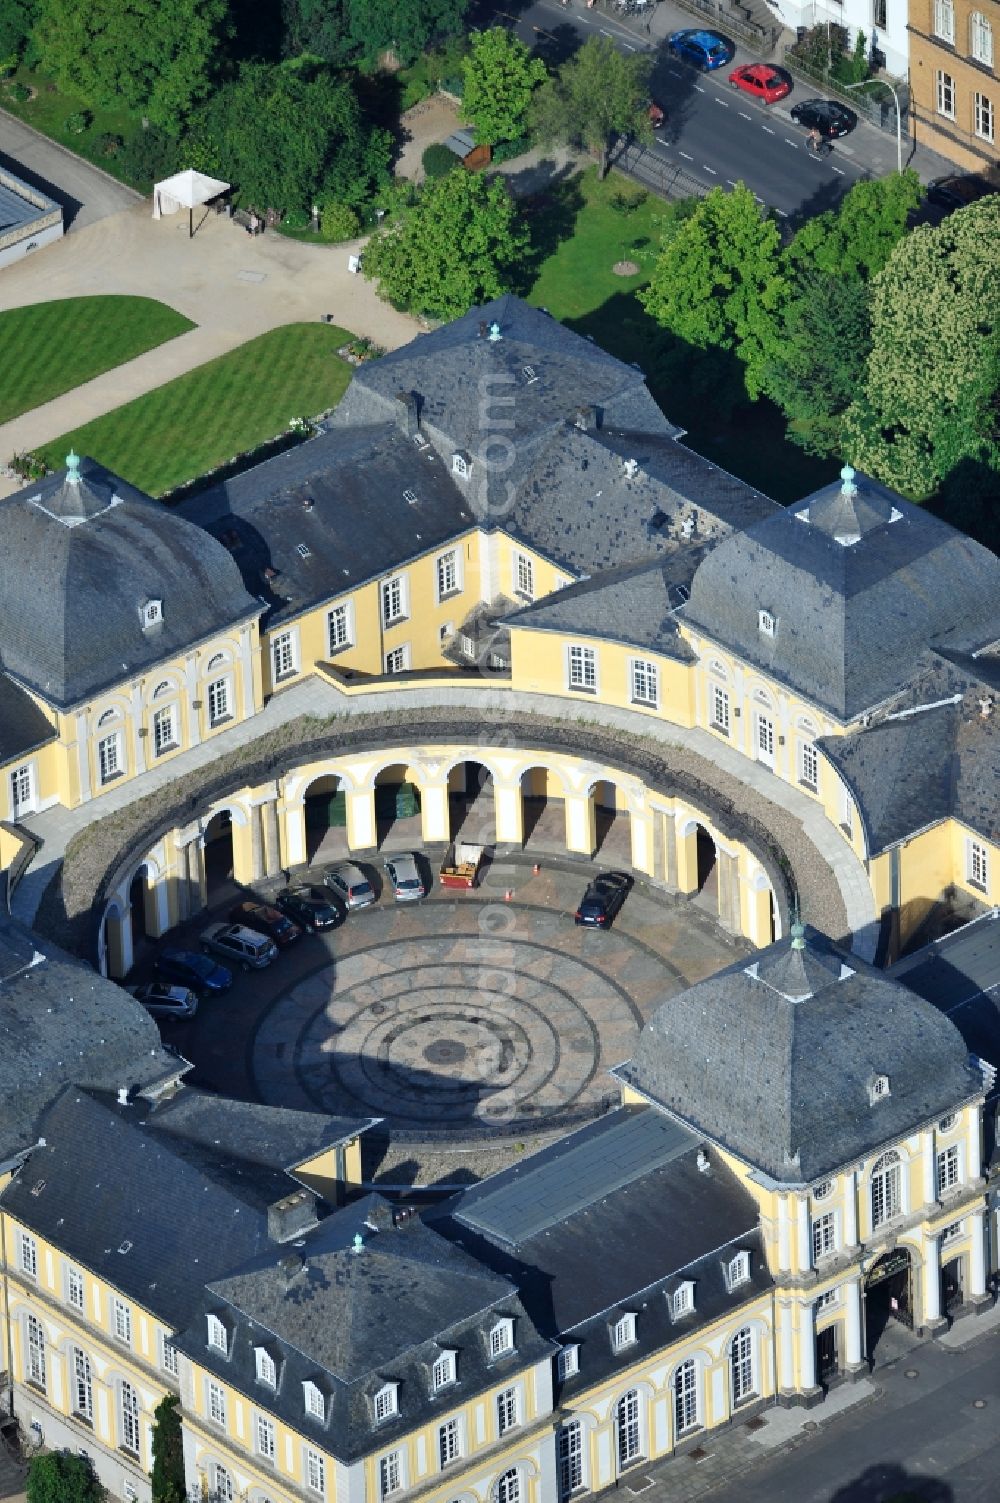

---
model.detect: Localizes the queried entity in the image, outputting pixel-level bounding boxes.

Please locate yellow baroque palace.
[0,297,997,1503]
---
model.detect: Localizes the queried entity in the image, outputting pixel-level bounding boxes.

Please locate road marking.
[678,150,694,160]
[784,137,800,147]
[600,28,615,37]
[761,124,775,135]
[714,97,730,108]
[693,83,705,93]
[622,41,636,50]
[831,164,846,175]
[703,164,718,175]
[775,208,788,217]
[726,179,738,187]
[739,111,752,120]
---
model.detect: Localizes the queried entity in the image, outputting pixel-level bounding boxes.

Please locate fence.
[612,141,710,202]
[672,0,782,54]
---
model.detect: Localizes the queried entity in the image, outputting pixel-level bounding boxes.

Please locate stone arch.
[97,706,123,727]
[582,774,631,861]
[446,757,497,844]
[372,761,423,848]
[706,657,729,681]
[205,649,232,671]
[149,675,181,702]
[300,770,347,863]
[101,898,130,980]
[203,808,236,895]
[518,761,568,850]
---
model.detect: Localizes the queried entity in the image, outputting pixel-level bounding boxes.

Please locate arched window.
[211,1464,234,1503]
[673,1359,699,1435]
[206,652,227,670]
[870,1150,902,1228]
[617,1388,642,1469]
[496,1469,521,1503]
[72,1347,93,1420]
[97,707,120,726]
[731,1327,755,1404]
[558,1420,584,1497]
[152,680,173,699]
[970,10,993,65]
[707,659,728,681]
[25,1313,45,1387]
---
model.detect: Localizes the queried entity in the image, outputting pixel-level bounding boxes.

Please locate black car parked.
[790,98,857,138]
[274,886,346,932]
[574,871,633,928]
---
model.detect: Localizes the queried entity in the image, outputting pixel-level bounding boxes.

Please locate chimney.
[278,1252,304,1289]
[117,1087,130,1107]
[268,1189,318,1243]
[302,495,314,511]
[395,389,420,438]
[363,1201,394,1232]
[696,1148,711,1174]
[478,321,488,339]
[574,405,599,432]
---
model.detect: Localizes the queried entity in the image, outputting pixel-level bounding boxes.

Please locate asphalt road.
[498,0,873,221]
[0,107,139,231]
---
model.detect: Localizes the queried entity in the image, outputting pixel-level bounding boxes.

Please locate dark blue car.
[154,947,232,994]
[667,29,735,70]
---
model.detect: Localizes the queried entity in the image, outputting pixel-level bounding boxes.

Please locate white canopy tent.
[152,169,231,237]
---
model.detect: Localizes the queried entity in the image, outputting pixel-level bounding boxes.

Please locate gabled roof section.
[0,670,57,763]
[505,554,701,659]
[617,927,982,1184]
[682,466,1000,722]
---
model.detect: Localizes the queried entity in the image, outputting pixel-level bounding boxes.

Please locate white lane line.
[693,83,705,93]
[785,137,800,148]
[622,41,636,49]
[761,124,775,135]
[600,28,615,38]
[739,111,752,121]
[831,163,846,175]
[714,97,730,108]
[702,164,718,175]
[726,179,738,187]
[678,150,694,160]
[775,208,788,217]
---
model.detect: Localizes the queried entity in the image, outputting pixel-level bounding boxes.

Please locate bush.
[422,142,459,179]
[833,29,869,84]
[609,186,648,216]
[99,132,123,157]
[11,450,47,481]
[790,22,849,77]
[282,206,311,230]
[5,80,30,101]
[120,124,176,191]
[65,110,91,134]
[320,201,361,241]
[27,1452,104,1503]
[491,134,532,165]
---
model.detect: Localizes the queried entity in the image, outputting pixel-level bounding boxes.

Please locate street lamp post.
[842,76,904,174]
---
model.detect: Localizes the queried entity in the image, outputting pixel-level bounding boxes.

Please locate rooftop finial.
[352,1232,364,1253]
[790,920,806,951]
[65,450,81,485]
[839,463,857,497]
[487,320,502,342]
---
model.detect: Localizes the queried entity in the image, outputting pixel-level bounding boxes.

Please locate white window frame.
[970,9,993,64]
[497,1469,521,1503]
[452,451,469,477]
[758,609,776,637]
[967,839,989,892]
[812,1211,838,1262]
[207,1379,227,1428]
[870,1073,890,1103]
[305,1449,326,1494]
[379,1449,403,1497]
[160,1335,179,1377]
[152,705,178,758]
[941,1219,964,1243]
[19,1232,37,1279]
[438,1416,462,1468]
[933,0,955,43]
[374,1383,398,1423]
[25,1313,45,1387]
[436,549,460,601]
[557,1345,579,1380]
[255,1346,277,1387]
[937,1144,961,1195]
[303,1381,325,1421]
[272,629,298,682]
[384,643,410,675]
[558,1419,584,1497]
[514,551,534,601]
[497,1384,520,1436]
[381,574,408,626]
[327,602,352,655]
[119,1379,140,1456]
[727,1250,751,1290]
[432,1350,456,1391]
[9,762,36,819]
[630,657,659,708]
[812,1179,834,1203]
[799,740,818,791]
[871,1151,903,1228]
[255,1411,276,1462]
[98,731,123,784]
[72,1347,93,1421]
[489,1318,514,1359]
[710,682,730,736]
[937,69,956,118]
[671,1282,694,1319]
[206,676,232,728]
[67,1265,85,1310]
[112,1297,132,1345]
[618,1387,643,1467]
[673,1359,699,1435]
[817,1287,839,1309]
[212,1464,234,1503]
[206,1313,228,1354]
[612,1312,637,1352]
[139,599,162,630]
[731,1326,755,1405]
[567,643,597,693]
[973,91,995,141]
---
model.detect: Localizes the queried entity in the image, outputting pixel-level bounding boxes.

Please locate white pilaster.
[923,1235,941,1323]
[239,622,256,713]
[75,712,92,802]
[845,1280,863,1366]
[968,1209,986,1297]
[966,1111,982,1181]
[798,1301,816,1391]
[796,1196,811,1274]
[843,1171,858,1248]
[922,1134,936,1205]
[184,652,201,748]
[777,1301,795,1390]
[777,1195,791,1272]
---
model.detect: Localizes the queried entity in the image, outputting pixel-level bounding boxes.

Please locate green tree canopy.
[27,1453,104,1503]
[843,196,1000,497]
[32,0,228,129]
[362,169,528,320]
[462,27,547,146]
[0,0,37,64]
[345,0,468,66]
[151,1394,185,1503]
[639,182,785,397]
[760,272,871,456]
[190,61,391,211]
[784,169,923,285]
[279,0,352,63]
[530,34,651,178]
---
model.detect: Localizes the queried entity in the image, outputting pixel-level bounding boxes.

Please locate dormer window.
[671,1282,695,1320]
[403,488,418,505]
[522,364,538,383]
[557,1345,579,1380]
[726,1251,751,1291]
[488,1318,515,1360]
[140,599,163,630]
[206,1314,228,1354]
[255,1347,277,1388]
[452,452,470,478]
[303,1380,325,1421]
[758,609,776,637]
[431,1350,456,1392]
[869,1074,890,1105]
[611,1313,637,1352]
[297,543,312,559]
[373,1383,398,1424]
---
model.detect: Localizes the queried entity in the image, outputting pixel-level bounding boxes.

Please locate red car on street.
[728,63,792,105]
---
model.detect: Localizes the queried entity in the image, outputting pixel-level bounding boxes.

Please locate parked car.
[574,871,633,928]
[789,98,857,138]
[228,900,302,947]
[129,982,199,1021]
[666,29,735,70]
[323,862,376,910]
[154,948,232,994]
[383,852,426,902]
[200,922,278,970]
[728,63,792,104]
[926,173,998,209]
[274,886,347,932]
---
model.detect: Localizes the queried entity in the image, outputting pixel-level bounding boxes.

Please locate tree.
[151,1394,186,1503]
[0,0,37,65]
[530,34,651,179]
[31,0,228,130]
[784,170,923,285]
[639,183,786,397]
[362,169,529,320]
[280,0,352,64]
[190,61,392,212]
[760,272,871,456]
[344,0,468,66]
[27,1452,104,1503]
[462,28,546,147]
[843,196,1000,497]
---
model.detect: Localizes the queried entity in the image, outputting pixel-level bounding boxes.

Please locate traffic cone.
[532,862,541,876]
[504,888,514,902]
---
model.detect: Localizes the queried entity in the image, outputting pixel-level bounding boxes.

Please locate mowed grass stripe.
[0,295,195,424]
[37,322,356,497]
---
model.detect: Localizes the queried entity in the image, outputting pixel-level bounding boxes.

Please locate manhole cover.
[905,1368,919,1379]
[802,1420,819,1432]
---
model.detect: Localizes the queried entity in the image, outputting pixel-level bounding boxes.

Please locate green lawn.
[1,71,142,187]
[0,296,195,425]
[37,323,356,497]
[525,167,836,505]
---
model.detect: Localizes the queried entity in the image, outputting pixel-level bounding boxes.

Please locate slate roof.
[504,553,705,657]
[0,168,58,233]
[0,457,262,709]
[615,927,983,1184]
[0,915,181,1165]
[429,1108,771,1397]
[818,649,1000,852]
[174,1194,552,1463]
[682,467,1000,722]
[0,670,57,763]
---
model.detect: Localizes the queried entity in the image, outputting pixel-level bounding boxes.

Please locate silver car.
[323,862,375,909]
[129,982,199,1021]
[200,922,278,969]
[383,852,426,901]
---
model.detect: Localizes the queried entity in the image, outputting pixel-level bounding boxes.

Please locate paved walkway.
[1,105,140,231]
[13,673,875,959]
[0,198,422,484]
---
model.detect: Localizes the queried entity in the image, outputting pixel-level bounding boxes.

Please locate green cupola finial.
[839,463,857,497]
[65,449,81,485]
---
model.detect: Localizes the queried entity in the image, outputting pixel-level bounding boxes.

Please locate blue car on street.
[667,29,735,70]
[154,947,232,994]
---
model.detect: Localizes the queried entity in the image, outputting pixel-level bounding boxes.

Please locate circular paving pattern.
[250,899,691,1140]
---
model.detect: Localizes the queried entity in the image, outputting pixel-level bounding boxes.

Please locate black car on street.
[274,886,346,932]
[790,98,857,138]
[574,871,633,928]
